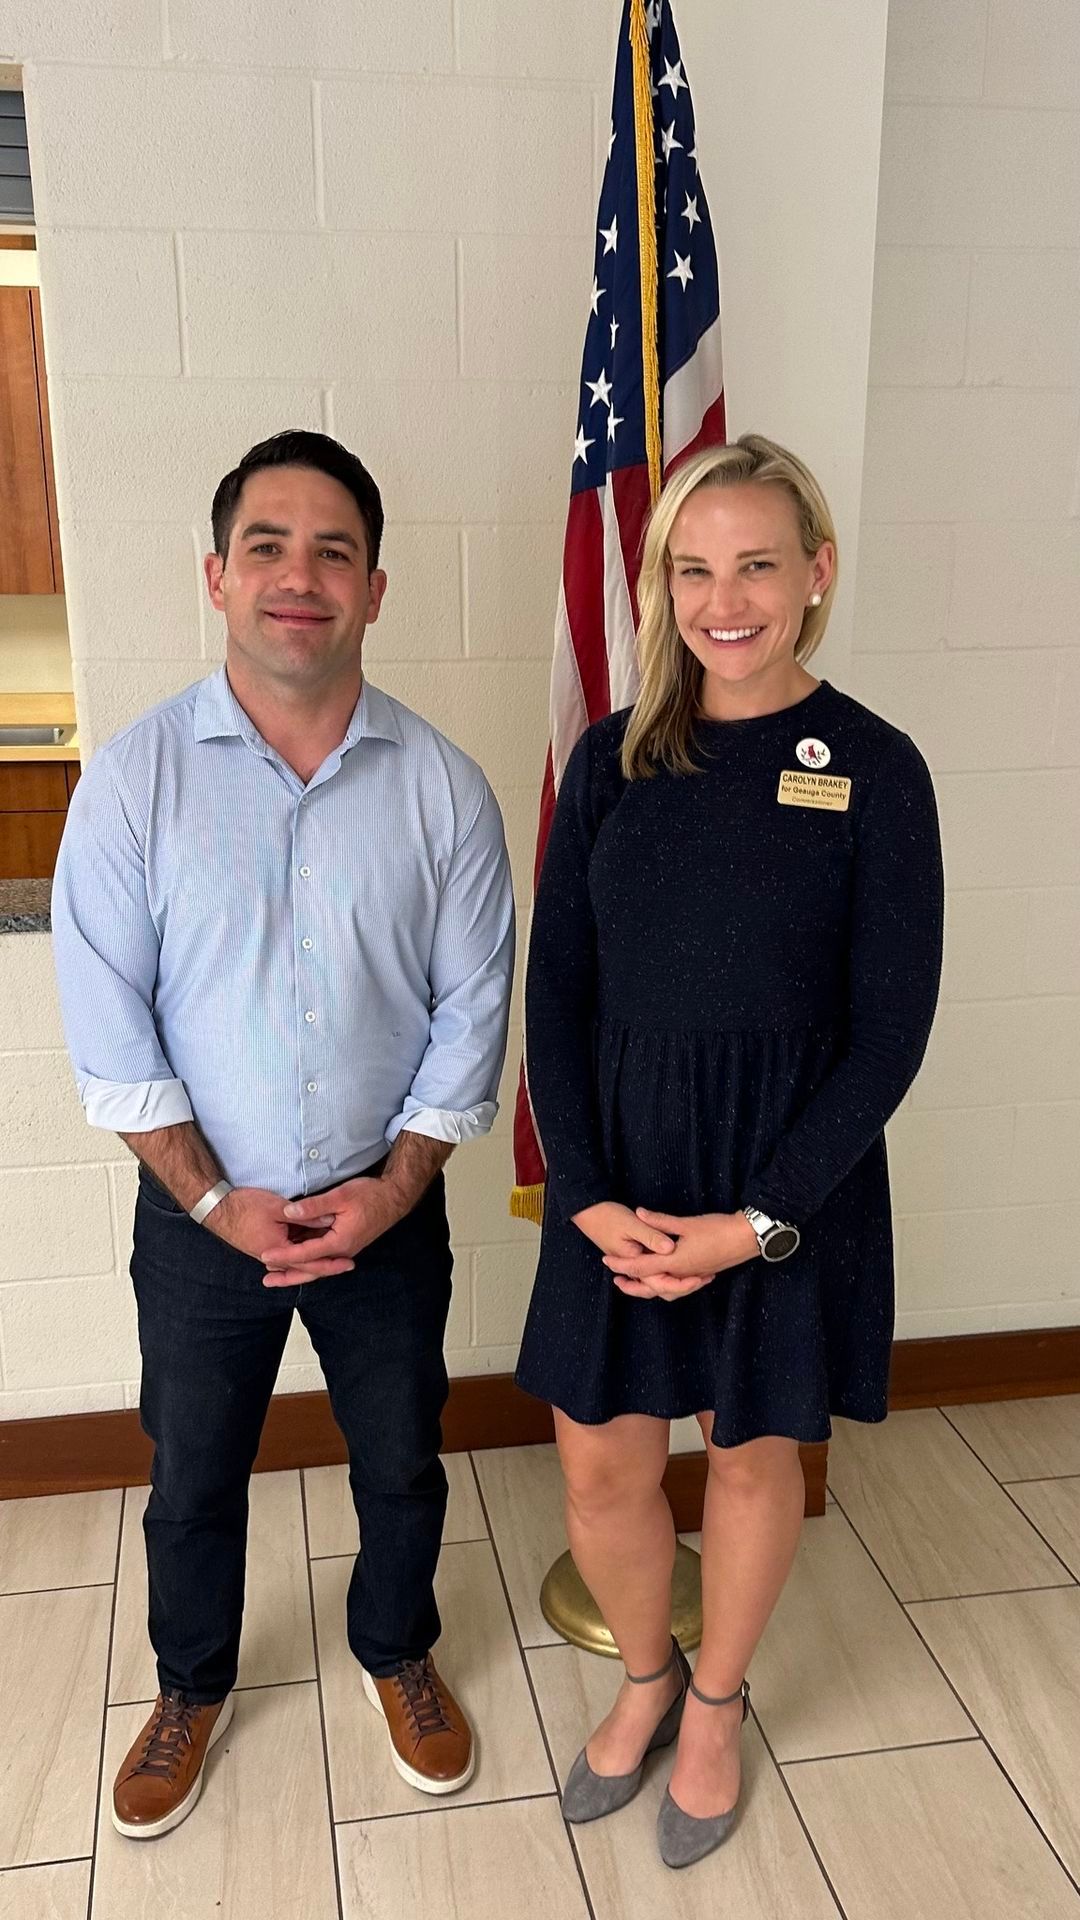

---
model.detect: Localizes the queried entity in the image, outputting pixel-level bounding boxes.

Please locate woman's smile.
[700,623,766,647]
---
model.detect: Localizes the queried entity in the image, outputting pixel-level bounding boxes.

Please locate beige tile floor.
[1,1401,1079,1917]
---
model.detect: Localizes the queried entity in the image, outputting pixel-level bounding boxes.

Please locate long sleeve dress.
[514,680,944,1448]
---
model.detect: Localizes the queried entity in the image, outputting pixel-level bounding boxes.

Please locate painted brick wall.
[852,0,1080,1339]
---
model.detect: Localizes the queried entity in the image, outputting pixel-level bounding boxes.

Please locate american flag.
[511,0,725,1217]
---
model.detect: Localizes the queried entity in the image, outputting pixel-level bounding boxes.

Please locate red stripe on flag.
[512,1056,545,1190]
[610,461,654,627]
[562,487,611,724]
[531,746,557,895]
[664,392,727,479]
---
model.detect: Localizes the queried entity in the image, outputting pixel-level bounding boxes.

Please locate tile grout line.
[299,1469,346,1920]
[831,1476,1080,1898]
[308,1533,490,1564]
[84,1483,126,1920]
[825,1484,982,1736]
[911,1417,1080,1901]
[0,1855,92,1876]
[752,1707,849,1920]
[466,1451,598,1920]
[966,1730,1080,1904]
[782,1732,982,1770]
[999,1473,1080,1487]
[936,1405,1040,1487]
[938,1409,1078,1585]
[109,1675,321,1709]
[907,1581,1077,1606]
[334,1788,561,1828]
[907,1564,1080,1902]
[1000,1520,1080,1584]
[1,1580,116,1599]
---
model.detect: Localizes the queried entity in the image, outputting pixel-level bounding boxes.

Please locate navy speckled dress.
[514,681,944,1448]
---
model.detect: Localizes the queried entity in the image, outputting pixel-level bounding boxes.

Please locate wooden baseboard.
[1,1326,1076,1517]
[0,1376,550,1502]
[0,1374,824,1518]
[888,1325,1080,1408]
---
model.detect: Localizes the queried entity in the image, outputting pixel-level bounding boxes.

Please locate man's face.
[204,465,386,692]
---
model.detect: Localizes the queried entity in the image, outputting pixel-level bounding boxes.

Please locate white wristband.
[189,1180,233,1225]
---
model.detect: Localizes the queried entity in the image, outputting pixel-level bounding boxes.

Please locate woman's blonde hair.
[621,433,838,780]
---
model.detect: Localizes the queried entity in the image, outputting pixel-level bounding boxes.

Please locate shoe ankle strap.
[689,1677,749,1713]
[625,1636,680,1686]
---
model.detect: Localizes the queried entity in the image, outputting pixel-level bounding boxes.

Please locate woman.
[515,434,943,1869]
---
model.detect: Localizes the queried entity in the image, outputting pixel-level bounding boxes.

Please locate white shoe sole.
[111,1691,236,1840]
[362,1669,476,1796]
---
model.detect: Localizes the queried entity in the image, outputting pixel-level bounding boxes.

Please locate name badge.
[777,769,851,812]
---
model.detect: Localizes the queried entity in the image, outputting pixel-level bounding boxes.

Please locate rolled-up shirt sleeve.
[51,751,193,1132]
[385,782,515,1146]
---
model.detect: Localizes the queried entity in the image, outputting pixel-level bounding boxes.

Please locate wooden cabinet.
[0,284,64,594]
[0,759,79,879]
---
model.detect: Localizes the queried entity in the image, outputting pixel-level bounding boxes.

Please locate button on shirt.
[51,668,516,1197]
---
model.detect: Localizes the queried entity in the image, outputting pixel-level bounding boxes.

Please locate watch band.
[741,1204,801,1263]
[189,1180,233,1225]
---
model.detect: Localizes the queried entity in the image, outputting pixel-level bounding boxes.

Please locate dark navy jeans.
[130,1165,453,1702]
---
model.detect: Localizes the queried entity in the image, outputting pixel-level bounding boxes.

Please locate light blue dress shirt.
[52,667,515,1198]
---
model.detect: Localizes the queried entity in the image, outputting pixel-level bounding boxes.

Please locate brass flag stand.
[540,1542,703,1657]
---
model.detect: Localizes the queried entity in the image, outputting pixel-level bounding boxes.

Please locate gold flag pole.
[630,0,662,508]
[539,0,702,1657]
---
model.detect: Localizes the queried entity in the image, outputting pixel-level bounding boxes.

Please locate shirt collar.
[348,678,403,749]
[193,665,402,753]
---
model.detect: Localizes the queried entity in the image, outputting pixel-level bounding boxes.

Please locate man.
[52,430,515,1839]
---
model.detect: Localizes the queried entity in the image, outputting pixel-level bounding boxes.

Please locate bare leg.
[668,1422,804,1818]
[555,1408,680,1775]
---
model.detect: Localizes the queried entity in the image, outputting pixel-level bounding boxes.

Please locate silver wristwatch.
[742,1205,800,1264]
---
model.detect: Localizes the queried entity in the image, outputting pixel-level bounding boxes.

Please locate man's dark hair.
[211,430,385,572]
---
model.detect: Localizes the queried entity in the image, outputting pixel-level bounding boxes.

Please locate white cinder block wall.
[1,0,614,1417]
[0,0,1074,1421]
[0,0,890,1421]
[851,0,1080,1338]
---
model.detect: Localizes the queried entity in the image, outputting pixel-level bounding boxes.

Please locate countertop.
[0,692,80,761]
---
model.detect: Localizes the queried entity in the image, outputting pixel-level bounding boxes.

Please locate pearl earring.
[808,592,822,608]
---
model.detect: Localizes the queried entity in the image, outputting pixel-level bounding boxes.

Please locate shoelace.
[394,1658,453,1739]
[132,1692,200,1779]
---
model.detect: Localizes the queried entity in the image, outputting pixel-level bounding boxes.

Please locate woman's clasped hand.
[571,1201,761,1300]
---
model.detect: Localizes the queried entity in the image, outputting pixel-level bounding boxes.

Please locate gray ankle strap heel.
[657,1677,750,1869]
[560,1637,692,1826]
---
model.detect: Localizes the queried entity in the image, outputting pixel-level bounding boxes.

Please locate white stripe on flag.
[662,312,724,470]
[549,576,590,789]
[600,482,640,716]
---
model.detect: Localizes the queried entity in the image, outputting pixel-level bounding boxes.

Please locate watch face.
[764,1225,799,1262]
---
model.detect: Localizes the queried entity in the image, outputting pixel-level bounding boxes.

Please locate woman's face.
[667,481,834,694]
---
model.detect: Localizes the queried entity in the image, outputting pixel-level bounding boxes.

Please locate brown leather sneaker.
[112,1690,234,1838]
[362,1655,475,1795]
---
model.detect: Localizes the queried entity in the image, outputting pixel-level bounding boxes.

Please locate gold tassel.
[509,1183,545,1226]
[629,0,662,504]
